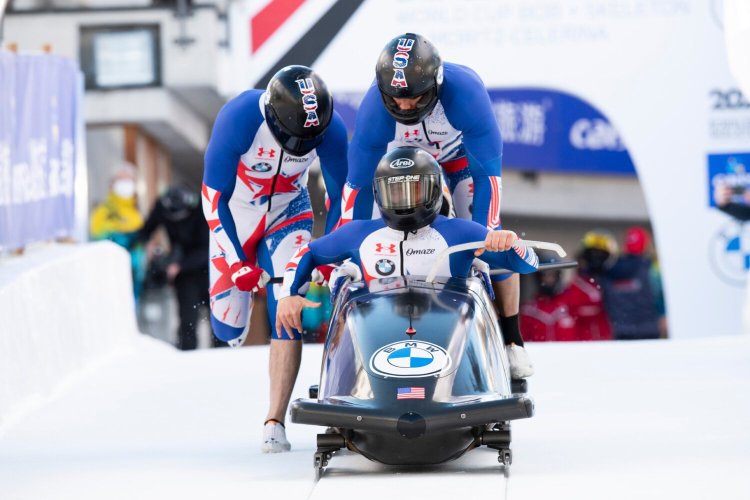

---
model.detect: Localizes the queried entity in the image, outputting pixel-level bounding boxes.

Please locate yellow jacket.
[90,193,144,240]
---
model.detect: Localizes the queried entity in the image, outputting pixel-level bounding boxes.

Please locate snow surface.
[1,335,749,500]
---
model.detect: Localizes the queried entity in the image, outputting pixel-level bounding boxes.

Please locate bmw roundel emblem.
[375,258,395,276]
[251,162,273,172]
[370,340,450,378]
[710,220,750,287]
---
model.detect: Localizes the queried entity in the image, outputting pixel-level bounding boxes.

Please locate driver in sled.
[276,146,539,379]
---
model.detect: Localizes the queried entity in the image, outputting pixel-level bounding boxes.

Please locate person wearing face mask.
[90,163,146,300]
[135,184,221,350]
[556,230,617,341]
[520,270,576,342]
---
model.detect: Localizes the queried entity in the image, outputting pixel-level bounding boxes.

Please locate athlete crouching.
[277,147,538,390]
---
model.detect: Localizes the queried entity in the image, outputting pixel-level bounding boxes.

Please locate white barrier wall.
[0,241,139,430]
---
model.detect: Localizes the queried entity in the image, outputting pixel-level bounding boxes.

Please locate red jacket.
[558,274,613,341]
[520,295,577,342]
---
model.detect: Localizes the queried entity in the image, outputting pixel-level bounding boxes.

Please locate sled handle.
[425,239,568,283]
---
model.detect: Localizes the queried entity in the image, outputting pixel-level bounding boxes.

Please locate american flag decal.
[397,387,425,400]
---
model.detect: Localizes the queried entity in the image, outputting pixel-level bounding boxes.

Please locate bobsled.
[289,240,570,474]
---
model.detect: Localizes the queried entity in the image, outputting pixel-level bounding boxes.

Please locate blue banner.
[707,152,750,207]
[0,53,80,251]
[335,87,637,176]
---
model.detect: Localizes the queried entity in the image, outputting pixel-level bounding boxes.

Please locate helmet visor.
[374,173,441,210]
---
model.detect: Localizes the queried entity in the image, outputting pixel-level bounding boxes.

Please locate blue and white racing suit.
[343,62,503,233]
[280,216,538,302]
[203,89,348,342]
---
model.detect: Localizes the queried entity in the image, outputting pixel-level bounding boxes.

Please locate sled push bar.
[267,239,571,285]
[425,240,569,283]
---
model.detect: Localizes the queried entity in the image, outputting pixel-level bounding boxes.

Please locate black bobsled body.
[290,276,534,467]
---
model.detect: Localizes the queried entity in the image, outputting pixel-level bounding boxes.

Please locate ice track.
[1,335,749,500]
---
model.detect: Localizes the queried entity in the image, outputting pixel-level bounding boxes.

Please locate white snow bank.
[0,241,139,431]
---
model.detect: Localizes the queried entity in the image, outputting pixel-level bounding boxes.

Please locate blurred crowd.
[520,226,666,342]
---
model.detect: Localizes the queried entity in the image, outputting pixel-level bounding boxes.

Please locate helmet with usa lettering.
[264,65,333,156]
[373,147,443,231]
[375,33,443,125]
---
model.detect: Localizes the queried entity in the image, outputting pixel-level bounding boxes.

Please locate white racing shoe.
[261,420,291,453]
[507,344,534,379]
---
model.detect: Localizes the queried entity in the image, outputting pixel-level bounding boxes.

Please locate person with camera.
[714,180,750,221]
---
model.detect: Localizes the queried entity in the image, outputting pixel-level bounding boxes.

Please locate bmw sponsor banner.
[710,221,750,287]
[0,53,81,251]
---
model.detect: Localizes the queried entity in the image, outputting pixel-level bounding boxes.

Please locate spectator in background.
[135,184,219,350]
[520,270,576,342]
[558,230,615,341]
[714,180,750,221]
[650,258,668,338]
[90,163,146,300]
[600,226,662,340]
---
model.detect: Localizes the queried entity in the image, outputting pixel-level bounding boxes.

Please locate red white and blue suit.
[343,63,503,236]
[203,89,348,342]
[280,216,538,302]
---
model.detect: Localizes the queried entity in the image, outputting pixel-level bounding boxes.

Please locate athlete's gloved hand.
[230,261,271,292]
[471,259,495,300]
[311,264,336,286]
[329,261,363,303]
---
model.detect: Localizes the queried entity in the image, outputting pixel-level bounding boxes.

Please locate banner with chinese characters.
[336,88,636,175]
[0,53,80,251]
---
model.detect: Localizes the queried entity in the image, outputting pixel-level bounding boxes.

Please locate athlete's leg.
[207,210,266,346]
[260,192,313,426]
[446,159,527,362]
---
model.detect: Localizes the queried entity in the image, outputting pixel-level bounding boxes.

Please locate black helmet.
[373,147,443,231]
[264,65,333,156]
[161,184,198,221]
[375,33,443,125]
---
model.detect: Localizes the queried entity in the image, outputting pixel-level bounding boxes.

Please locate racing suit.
[280,216,538,301]
[203,89,348,342]
[343,62,503,236]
